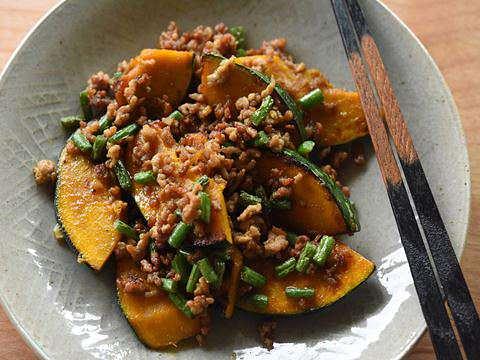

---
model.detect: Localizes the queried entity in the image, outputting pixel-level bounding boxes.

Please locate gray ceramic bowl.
[0,0,470,359]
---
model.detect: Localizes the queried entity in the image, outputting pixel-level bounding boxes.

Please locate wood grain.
[0,1,478,359]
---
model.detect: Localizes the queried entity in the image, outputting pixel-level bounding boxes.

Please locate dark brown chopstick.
[343,2,480,357]
[330,1,468,358]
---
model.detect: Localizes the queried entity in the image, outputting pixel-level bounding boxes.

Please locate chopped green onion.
[295,241,317,273]
[168,293,193,318]
[197,258,218,284]
[270,198,292,210]
[285,286,315,298]
[297,140,315,157]
[168,221,192,248]
[212,259,226,289]
[195,175,210,187]
[198,191,211,223]
[251,95,274,127]
[60,115,83,131]
[229,26,246,49]
[239,191,262,207]
[108,123,139,143]
[112,71,123,79]
[275,257,297,278]
[79,90,92,121]
[312,235,335,267]
[247,294,268,309]
[114,160,132,191]
[254,130,269,148]
[134,171,156,185]
[161,278,178,293]
[98,114,112,133]
[299,88,324,109]
[236,48,247,57]
[186,263,202,293]
[286,231,298,246]
[71,130,92,153]
[168,110,184,121]
[240,266,266,288]
[114,220,138,240]
[92,135,107,161]
[172,252,190,285]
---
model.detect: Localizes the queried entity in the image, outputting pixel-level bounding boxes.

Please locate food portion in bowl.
[34,22,374,350]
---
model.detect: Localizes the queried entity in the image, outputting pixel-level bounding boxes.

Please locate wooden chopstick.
[329,1,464,358]
[343,2,480,357]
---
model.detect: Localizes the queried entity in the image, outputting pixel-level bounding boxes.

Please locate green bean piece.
[98,114,112,133]
[71,131,92,153]
[175,209,183,218]
[60,115,83,131]
[198,191,211,223]
[112,71,123,79]
[161,278,178,293]
[222,140,235,148]
[285,286,315,298]
[247,294,268,309]
[286,231,298,246]
[312,235,335,267]
[254,130,269,148]
[186,263,202,293]
[270,198,292,210]
[229,26,246,49]
[251,95,274,127]
[108,123,140,143]
[134,171,156,185]
[299,88,324,109]
[211,246,231,261]
[254,186,268,205]
[197,258,218,284]
[168,221,192,249]
[195,175,210,187]
[168,110,184,121]
[114,160,132,191]
[239,191,262,207]
[275,257,297,278]
[79,90,92,121]
[168,293,193,318]
[92,135,107,161]
[295,241,317,273]
[114,220,139,240]
[297,140,316,157]
[212,259,226,289]
[172,252,190,285]
[240,266,266,288]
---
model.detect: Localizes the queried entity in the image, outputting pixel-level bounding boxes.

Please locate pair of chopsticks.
[330,1,480,359]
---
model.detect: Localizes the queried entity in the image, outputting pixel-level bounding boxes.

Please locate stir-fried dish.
[33,22,374,350]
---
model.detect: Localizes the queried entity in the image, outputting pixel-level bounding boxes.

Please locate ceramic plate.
[0,0,470,359]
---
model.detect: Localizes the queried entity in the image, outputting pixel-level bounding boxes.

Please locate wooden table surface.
[0,0,478,358]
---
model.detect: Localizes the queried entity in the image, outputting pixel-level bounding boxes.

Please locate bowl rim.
[0,0,471,359]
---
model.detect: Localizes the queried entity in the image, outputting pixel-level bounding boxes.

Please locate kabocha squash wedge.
[116,49,194,108]
[125,121,232,244]
[255,149,359,234]
[116,257,201,348]
[236,55,368,146]
[199,53,307,140]
[55,146,125,270]
[238,241,374,314]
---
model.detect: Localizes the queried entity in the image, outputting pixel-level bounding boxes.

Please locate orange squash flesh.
[238,241,374,314]
[55,147,124,270]
[116,49,193,107]
[255,152,347,235]
[116,257,201,347]
[236,55,368,146]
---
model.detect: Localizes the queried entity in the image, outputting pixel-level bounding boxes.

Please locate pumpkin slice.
[116,49,194,107]
[199,53,306,140]
[238,241,374,314]
[125,121,232,244]
[55,146,125,270]
[116,256,201,348]
[255,149,359,234]
[236,55,368,146]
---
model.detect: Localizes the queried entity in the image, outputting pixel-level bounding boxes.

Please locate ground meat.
[107,144,121,166]
[258,321,277,350]
[290,235,309,258]
[352,141,366,166]
[186,295,214,316]
[194,277,210,296]
[248,38,288,59]
[264,226,289,256]
[237,203,262,222]
[182,183,202,224]
[118,274,147,294]
[331,150,349,169]
[206,56,235,85]
[33,159,56,185]
[234,224,263,258]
